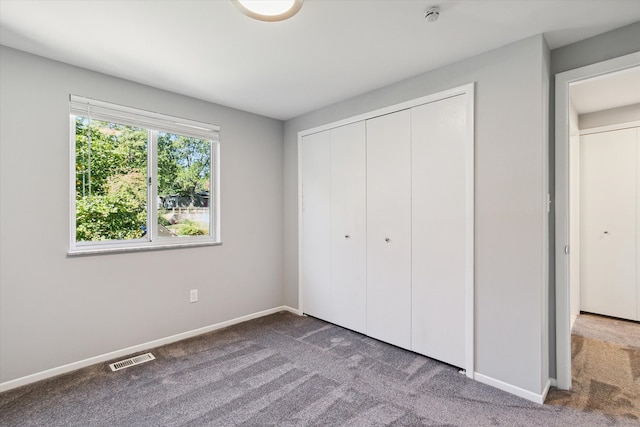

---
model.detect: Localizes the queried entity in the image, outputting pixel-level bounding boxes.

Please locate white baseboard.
[474,372,550,404]
[549,378,557,387]
[284,306,302,316]
[0,305,300,393]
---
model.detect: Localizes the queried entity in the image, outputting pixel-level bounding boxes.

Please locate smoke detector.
[425,6,440,22]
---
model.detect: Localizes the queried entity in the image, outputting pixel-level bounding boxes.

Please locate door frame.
[554,52,640,390]
[298,82,475,377]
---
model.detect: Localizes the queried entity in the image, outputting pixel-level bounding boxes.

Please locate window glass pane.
[157,132,211,238]
[75,117,148,242]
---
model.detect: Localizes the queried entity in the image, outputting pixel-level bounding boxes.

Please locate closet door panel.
[581,128,637,321]
[366,110,412,349]
[331,122,367,333]
[301,131,332,322]
[411,95,467,368]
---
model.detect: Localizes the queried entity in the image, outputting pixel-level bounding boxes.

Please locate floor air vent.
[109,352,155,372]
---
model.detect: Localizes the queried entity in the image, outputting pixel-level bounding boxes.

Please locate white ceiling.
[1,0,639,120]
[570,65,640,115]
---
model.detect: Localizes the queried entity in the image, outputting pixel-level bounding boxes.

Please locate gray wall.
[551,22,640,76]
[284,35,550,396]
[0,46,284,383]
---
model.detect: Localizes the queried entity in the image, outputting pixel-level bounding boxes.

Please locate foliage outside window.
[70,96,220,254]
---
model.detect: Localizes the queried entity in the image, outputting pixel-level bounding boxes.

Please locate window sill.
[68,240,222,256]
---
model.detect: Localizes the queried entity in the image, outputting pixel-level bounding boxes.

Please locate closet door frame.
[297,83,475,378]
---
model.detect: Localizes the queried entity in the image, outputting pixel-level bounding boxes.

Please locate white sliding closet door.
[331,122,367,333]
[581,128,637,321]
[366,110,412,349]
[411,95,467,368]
[301,131,332,322]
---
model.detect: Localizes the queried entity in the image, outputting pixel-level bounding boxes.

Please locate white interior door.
[366,110,412,349]
[411,95,467,368]
[580,127,637,321]
[301,131,332,322]
[331,122,367,334]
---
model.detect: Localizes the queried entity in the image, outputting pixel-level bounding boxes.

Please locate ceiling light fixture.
[231,0,303,22]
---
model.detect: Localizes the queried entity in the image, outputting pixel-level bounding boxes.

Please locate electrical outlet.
[190,289,198,303]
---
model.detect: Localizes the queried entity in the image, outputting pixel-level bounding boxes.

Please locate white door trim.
[554,52,640,390]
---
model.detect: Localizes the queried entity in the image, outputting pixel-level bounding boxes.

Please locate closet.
[300,87,473,371]
[581,126,640,321]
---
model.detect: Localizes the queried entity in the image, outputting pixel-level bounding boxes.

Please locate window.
[69,95,220,254]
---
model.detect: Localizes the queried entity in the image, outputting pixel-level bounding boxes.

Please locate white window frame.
[69,95,221,255]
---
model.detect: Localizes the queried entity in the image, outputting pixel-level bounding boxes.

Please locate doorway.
[555,52,640,390]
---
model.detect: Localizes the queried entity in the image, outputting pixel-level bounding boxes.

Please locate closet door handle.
[385,237,390,243]
[345,234,351,239]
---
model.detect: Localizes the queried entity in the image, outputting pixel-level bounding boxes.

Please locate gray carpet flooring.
[1,311,637,426]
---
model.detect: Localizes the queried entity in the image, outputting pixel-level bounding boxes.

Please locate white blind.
[69,95,220,141]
